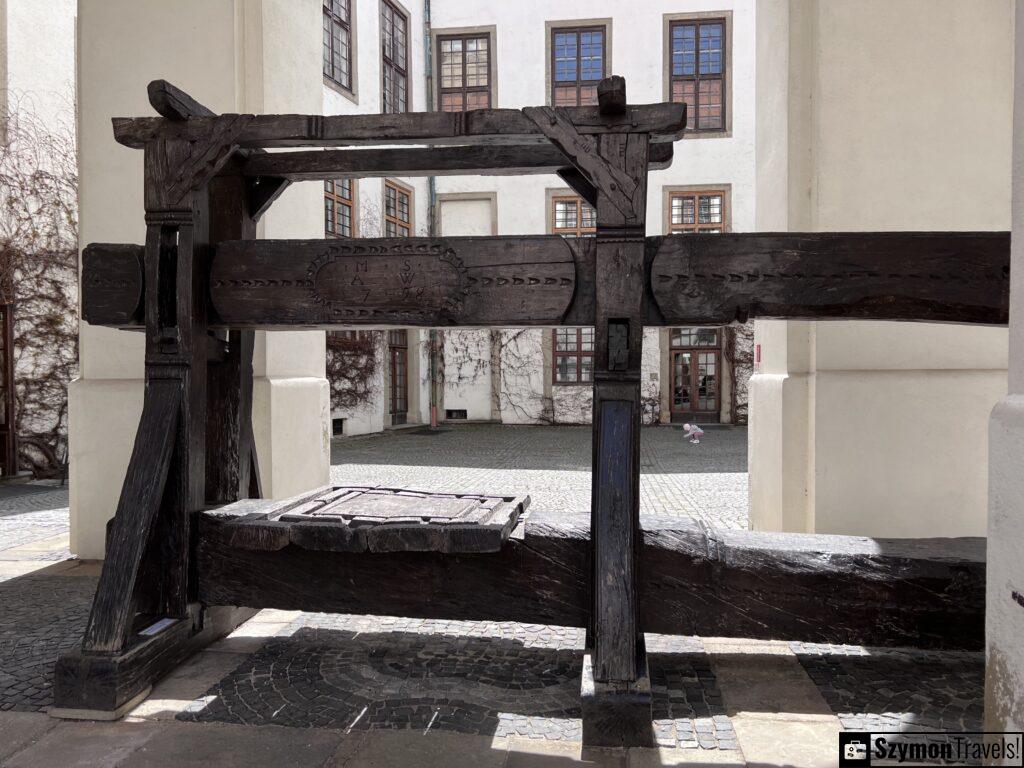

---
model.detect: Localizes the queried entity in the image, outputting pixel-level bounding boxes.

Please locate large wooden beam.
[194,509,985,651]
[112,103,688,150]
[649,231,1011,326]
[237,142,673,181]
[79,232,1011,329]
[209,236,586,327]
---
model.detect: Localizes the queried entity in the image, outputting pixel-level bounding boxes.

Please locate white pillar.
[984,0,1024,737]
[71,0,329,558]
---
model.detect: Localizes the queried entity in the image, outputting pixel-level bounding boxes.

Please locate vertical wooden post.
[206,174,261,503]
[582,88,655,744]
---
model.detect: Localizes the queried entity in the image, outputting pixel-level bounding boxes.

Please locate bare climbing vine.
[326,331,381,410]
[0,103,78,475]
[724,323,754,424]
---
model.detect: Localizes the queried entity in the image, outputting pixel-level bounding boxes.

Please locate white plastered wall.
[749,0,1012,537]
[429,0,757,427]
[321,0,430,435]
[71,0,330,558]
[985,0,1024,738]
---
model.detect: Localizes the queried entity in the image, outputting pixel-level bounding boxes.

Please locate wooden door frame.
[669,339,721,423]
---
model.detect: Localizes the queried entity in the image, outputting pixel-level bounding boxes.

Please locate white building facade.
[324,0,757,435]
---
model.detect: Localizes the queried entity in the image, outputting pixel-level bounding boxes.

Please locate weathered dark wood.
[597,75,627,116]
[209,486,528,554]
[112,102,688,149]
[588,130,650,688]
[147,79,215,121]
[55,606,255,713]
[79,232,1011,330]
[557,168,597,208]
[81,243,144,326]
[237,143,673,181]
[82,379,181,652]
[649,231,1011,326]
[210,236,579,327]
[246,175,290,220]
[206,175,258,505]
[194,510,986,651]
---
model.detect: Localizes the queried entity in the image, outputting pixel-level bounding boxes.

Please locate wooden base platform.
[53,606,255,715]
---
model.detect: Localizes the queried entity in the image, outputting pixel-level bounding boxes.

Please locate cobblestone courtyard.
[331,424,750,530]
[0,428,987,765]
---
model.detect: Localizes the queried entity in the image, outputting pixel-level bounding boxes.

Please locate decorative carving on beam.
[210,236,580,327]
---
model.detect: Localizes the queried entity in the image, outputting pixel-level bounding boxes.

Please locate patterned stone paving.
[179,614,737,749]
[0,570,94,712]
[331,424,749,530]
[792,642,986,765]
[0,486,71,556]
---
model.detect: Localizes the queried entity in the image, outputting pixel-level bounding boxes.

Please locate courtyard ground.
[0,426,984,766]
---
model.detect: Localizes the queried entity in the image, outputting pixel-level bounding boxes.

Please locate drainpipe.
[424,0,440,428]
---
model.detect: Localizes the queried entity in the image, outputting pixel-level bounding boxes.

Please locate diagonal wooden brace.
[522,106,641,221]
[81,379,181,653]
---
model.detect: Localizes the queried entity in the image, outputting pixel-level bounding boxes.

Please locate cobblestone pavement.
[331,424,749,530]
[180,614,737,750]
[0,565,95,712]
[0,485,71,560]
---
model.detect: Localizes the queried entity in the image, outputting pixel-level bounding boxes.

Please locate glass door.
[388,330,408,425]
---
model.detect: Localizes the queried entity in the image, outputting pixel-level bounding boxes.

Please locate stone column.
[984,0,1024,737]
[70,0,329,558]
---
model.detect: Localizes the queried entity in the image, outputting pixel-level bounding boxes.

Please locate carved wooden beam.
[195,509,985,651]
[112,102,688,150]
[79,232,1010,329]
[649,231,1011,326]
[236,142,673,181]
[209,236,585,327]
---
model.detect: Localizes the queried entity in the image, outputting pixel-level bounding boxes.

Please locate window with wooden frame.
[551,26,606,107]
[384,180,412,237]
[669,18,726,131]
[381,1,409,113]
[551,195,596,237]
[323,0,353,91]
[553,328,594,384]
[438,33,491,112]
[668,190,727,233]
[324,179,356,238]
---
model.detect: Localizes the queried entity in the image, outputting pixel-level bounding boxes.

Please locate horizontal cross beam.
[112,102,688,150]
[195,508,984,651]
[235,142,674,181]
[81,232,1010,330]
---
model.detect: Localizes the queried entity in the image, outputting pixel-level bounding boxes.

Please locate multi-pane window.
[669,19,726,131]
[438,34,491,112]
[668,191,726,233]
[671,328,720,348]
[324,179,355,238]
[381,1,409,113]
[553,328,594,384]
[323,0,353,91]
[551,196,596,237]
[384,181,412,237]
[551,27,605,106]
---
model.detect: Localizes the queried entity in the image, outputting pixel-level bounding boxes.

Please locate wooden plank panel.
[649,232,1011,326]
[112,102,688,149]
[239,143,673,181]
[210,236,578,327]
[194,510,986,651]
